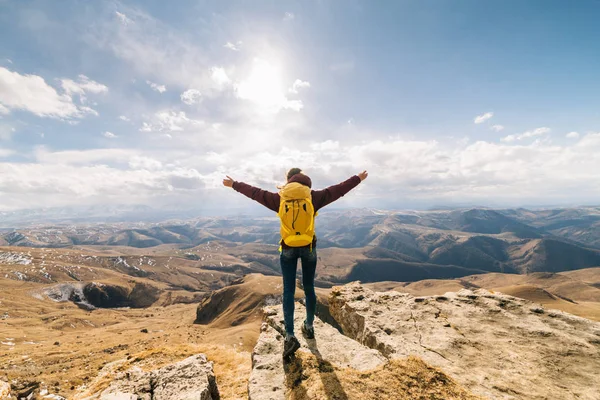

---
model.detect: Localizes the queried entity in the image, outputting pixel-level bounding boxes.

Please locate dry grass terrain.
[0,244,272,399]
[0,277,257,399]
[284,353,483,400]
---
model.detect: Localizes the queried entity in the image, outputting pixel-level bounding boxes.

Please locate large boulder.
[329,282,600,400]
[97,354,219,400]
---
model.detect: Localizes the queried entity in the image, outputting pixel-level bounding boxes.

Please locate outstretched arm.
[223,175,280,213]
[312,170,368,211]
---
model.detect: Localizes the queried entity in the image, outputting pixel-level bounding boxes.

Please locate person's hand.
[358,170,368,181]
[223,175,235,188]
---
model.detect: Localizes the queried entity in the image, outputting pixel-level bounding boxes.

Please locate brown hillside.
[195,273,303,328]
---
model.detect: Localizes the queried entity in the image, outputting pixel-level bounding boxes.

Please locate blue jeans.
[280,246,317,336]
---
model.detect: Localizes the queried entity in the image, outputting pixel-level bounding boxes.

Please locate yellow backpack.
[278,182,317,248]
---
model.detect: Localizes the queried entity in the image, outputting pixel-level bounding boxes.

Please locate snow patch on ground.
[13,271,27,280]
[115,256,143,271]
[0,251,33,265]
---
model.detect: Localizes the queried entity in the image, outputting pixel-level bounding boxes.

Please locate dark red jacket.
[232,174,361,248]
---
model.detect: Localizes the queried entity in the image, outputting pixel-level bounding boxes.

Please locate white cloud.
[221,132,600,206]
[0,104,9,115]
[140,110,203,132]
[91,7,303,120]
[283,12,295,21]
[288,79,311,94]
[4,129,600,210]
[119,115,130,122]
[210,67,231,87]
[180,89,202,105]
[146,80,167,93]
[457,137,470,146]
[103,131,117,139]
[0,67,103,119]
[283,100,303,112]
[491,125,504,132]
[128,155,162,170]
[206,151,229,164]
[311,140,339,152]
[224,41,241,51]
[63,75,108,95]
[61,75,108,103]
[34,147,136,165]
[0,156,207,210]
[566,131,580,139]
[92,7,214,90]
[501,127,550,142]
[115,11,132,25]
[474,112,493,124]
[78,106,99,117]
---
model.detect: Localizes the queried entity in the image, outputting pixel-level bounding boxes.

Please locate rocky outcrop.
[0,381,11,398]
[248,322,286,400]
[267,303,387,371]
[93,354,219,400]
[43,282,161,310]
[248,303,387,400]
[329,282,600,400]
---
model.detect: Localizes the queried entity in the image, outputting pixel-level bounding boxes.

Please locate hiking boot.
[283,335,300,359]
[301,321,315,339]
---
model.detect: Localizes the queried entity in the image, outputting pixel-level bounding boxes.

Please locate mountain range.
[2,207,600,284]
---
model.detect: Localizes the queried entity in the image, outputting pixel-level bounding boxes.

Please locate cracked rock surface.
[248,303,387,400]
[93,354,219,400]
[248,322,286,400]
[329,282,600,400]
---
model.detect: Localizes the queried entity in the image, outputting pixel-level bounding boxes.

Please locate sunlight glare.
[236,59,290,112]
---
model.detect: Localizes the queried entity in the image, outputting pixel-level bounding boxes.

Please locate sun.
[236,59,289,112]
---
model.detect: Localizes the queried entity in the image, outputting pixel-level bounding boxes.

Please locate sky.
[1,0,600,213]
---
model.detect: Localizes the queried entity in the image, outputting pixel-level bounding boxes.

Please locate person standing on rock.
[223,168,368,358]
